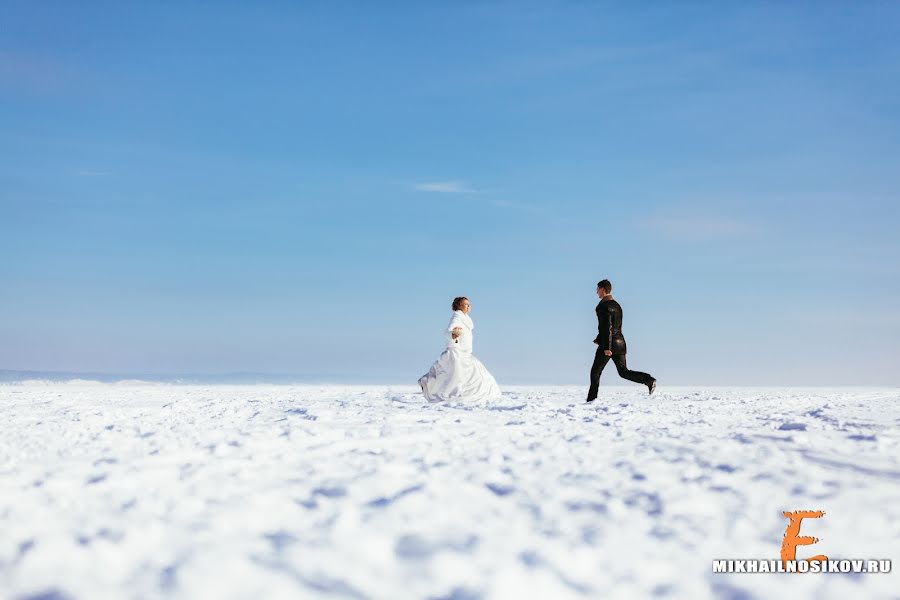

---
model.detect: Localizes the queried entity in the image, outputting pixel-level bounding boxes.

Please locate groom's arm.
[593,306,610,349]
[606,305,615,350]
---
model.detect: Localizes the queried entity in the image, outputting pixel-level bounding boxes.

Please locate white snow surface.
[1,384,898,600]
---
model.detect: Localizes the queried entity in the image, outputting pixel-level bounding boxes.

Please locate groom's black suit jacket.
[594,297,627,355]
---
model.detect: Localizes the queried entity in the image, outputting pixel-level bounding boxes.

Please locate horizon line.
[1,370,897,389]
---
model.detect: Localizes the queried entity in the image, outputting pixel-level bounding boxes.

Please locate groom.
[587,279,656,402]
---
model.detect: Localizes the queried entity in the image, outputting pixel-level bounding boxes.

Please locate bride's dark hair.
[452,296,468,311]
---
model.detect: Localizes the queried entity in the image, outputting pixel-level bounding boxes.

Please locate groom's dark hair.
[452,296,468,311]
[597,279,612,293]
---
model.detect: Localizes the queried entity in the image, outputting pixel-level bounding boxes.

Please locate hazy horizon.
[3,368,899,389]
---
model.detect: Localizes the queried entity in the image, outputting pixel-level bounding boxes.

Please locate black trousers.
[587,350,653,400]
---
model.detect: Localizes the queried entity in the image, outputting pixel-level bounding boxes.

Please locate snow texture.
[1,383,898,599]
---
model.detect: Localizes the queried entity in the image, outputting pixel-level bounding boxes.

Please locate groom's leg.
[611,354,653,386]
[587,348,611,400]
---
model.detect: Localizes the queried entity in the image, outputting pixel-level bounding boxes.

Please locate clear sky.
[2,2,899,385]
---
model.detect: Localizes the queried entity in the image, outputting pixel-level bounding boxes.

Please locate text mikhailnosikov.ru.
[712,510,894,574]
[712,559,892,574]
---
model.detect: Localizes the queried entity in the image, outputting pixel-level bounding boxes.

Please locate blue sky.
[2,2,899,385]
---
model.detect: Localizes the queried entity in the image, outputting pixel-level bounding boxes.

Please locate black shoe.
[648,378,657,395]
[585,397,595,403]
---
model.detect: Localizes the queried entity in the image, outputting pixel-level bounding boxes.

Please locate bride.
[418,296,502,402]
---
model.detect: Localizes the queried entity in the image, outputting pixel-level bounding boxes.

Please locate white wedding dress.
[418,310,502,402]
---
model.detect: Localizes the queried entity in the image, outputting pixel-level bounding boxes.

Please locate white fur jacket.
[445,310,474,352]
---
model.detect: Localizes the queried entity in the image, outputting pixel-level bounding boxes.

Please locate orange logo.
[781,510,828,565]
[712,512,890,574]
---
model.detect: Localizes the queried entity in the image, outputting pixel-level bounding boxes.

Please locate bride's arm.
[447,316,464,340]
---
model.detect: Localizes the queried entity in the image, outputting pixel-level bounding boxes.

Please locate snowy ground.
[1,384,898,600]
